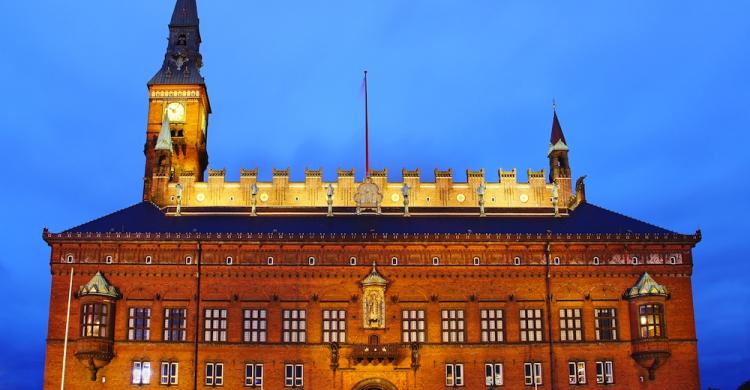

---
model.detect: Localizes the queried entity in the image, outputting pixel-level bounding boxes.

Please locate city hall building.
[43,1,701,389]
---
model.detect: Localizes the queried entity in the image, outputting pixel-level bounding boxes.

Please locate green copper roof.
[625,272,668,299]
[79,271,121,299]
[362,263,387,286]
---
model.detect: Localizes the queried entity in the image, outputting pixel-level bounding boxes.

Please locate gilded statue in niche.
[361,263,387,329]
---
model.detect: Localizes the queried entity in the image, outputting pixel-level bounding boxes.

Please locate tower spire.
[155,111,173,152]
[149,0,204,85]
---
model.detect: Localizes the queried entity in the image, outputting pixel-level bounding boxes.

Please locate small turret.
[548,109,570,182]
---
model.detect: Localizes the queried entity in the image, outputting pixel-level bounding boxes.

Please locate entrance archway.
[352,377,399,390]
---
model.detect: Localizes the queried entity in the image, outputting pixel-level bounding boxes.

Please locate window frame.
[445,363,464,387]
[205,362,224,386]
[127,307,151,341]
[568,361,587,384]
[596,360,615,384]
[204,308,228,342]
[595,308,618,341]
[243,309,267,343]
[639,303,665,339]
[322,309,347,343]
[163,308,187,342]
[523,362,543,386]
[244,363,264,387]
[401,309,426,343]
[131,360,152,385]
[519,308,544,342]
[441,309,466,343]
[284,364,303,387]
[480,309,504,343]
[282,309,307,343]
[484,362,504,386]
[80,302,109,338]
[559,308,584,342]
[160,361,179,386]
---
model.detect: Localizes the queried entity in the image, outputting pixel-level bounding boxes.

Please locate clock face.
[166,102,186,122]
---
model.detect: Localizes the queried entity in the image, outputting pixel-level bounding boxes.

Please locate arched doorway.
[352,377,398,390]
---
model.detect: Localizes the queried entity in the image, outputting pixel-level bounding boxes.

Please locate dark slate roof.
[149,0,205,86]
[62,202,675,235]
[550,111,567,145]
[170,0,198,27]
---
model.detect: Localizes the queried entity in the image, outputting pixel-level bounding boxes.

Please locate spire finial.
[552,97,557,112]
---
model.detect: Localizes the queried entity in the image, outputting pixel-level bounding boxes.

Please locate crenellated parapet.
[149,167,579,212]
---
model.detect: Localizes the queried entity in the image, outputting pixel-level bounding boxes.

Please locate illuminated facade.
[43,1,701,389]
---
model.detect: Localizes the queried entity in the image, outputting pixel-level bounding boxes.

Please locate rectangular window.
[524,362,543,386]
[560,308,583,341]
[80,303,108,338]
[445,363,464,386]
[441,310,465,343]
[596,360,614,384]
[595,308,618,341]
[131,361,151,385]
[284,364,303,387]
[160,362,179,385]
[401,310,426,343]
[205,362,224,386]
[480,309,504,343]
[204,308,228,342]
[568,361,587,384]
[163,308,187,342]
[322,310,347,343]
[484,363,503,386]
[243,309,267,343]
[520,309,543,342]
[282,310,307,343]
[128,308,151,341]
[639,304,664,338]
[244,364,264,387]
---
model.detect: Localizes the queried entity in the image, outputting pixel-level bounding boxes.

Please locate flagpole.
[61,267,74,390]
[363,70,370,179]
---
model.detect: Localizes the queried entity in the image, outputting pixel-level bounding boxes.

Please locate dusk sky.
[1,1,748,388]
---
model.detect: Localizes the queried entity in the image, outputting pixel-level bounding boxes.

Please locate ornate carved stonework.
[354,178,383,214]
[361,263,387,329]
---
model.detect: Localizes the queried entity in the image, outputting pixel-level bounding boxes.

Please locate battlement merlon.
[148,167,577,209]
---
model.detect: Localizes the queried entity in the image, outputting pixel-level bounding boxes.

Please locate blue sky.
[0,1,748,388]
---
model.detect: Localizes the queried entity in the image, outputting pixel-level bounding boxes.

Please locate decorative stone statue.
[329,342,340,370]
[410,342,420,369]
[354,178,383,215]
[551,181,560,217]
[361,262,387,329]
[250,183,259,216]
[326,183,334,217]
[175,183,183,215]
[477,183,486,217]
[402,183,410,217]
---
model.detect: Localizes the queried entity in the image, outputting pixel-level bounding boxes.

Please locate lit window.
[243,309,267,343]
[160,362,179,385]
[128,308,151,341]
[596,360,614,384]
[639,304,664,338]
[131,361,151,385]
[559,308,583,341]
[484,363,503,386]
[245,363,263,387]
[164,308,187,342]
[524,362,543,386]
[284,364,303,387]
[322,310,347,343]
[568,361,586,384]
[480,309,504,343]
[595,308,618,341]
[205,362,224,386]
[445,363,464,387]
[520,309,543,342]
[80,303,109,337]
[441,310,465,343]
[204,309,228,342]
[282,310,306,343]
[402,310,426,343]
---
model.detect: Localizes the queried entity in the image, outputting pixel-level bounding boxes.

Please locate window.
[568,361,586,384]
[639,304,664,338]
[131,361,151,385]
[322,310,346,343]
[560,308,583,341]
[128,308,151,341]
[445,363,464,386]
[519,308,543,342]
[105,255,113,264]
[593,256,600,265]
[480,309,504,343]
[245,363,263,387]
[164,308,187,342]
[349,256,357,266]
[204,309,228,342]
[185,256,193,265]
[553,256,561,265]
[160,362,178,385]
[432,256,440,265]
[80,303,108,337]
[632,256,639,264]
[524,362,543,386]
[441,310,465,343]
[308,256,316,265]
[243,309,267,343]
[284,364,303,387]
[267,256,274,265]
[66,254,74,263]
[391,256,398,265]
[145,255,152,264]
[473,256,481,265]
[596,361,614,384]
[205,362,224,386]
[225,256,233,265]
[595,308,618,341]
[513,256,521,265]
[485,363,503,386]
[402,310,426,343]
[282,310,306,343]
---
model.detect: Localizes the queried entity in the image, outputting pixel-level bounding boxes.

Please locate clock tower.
[143,0,211,200]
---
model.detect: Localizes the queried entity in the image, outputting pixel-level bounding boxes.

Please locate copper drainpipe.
[544,242,557,390]
[193,241,203,390]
